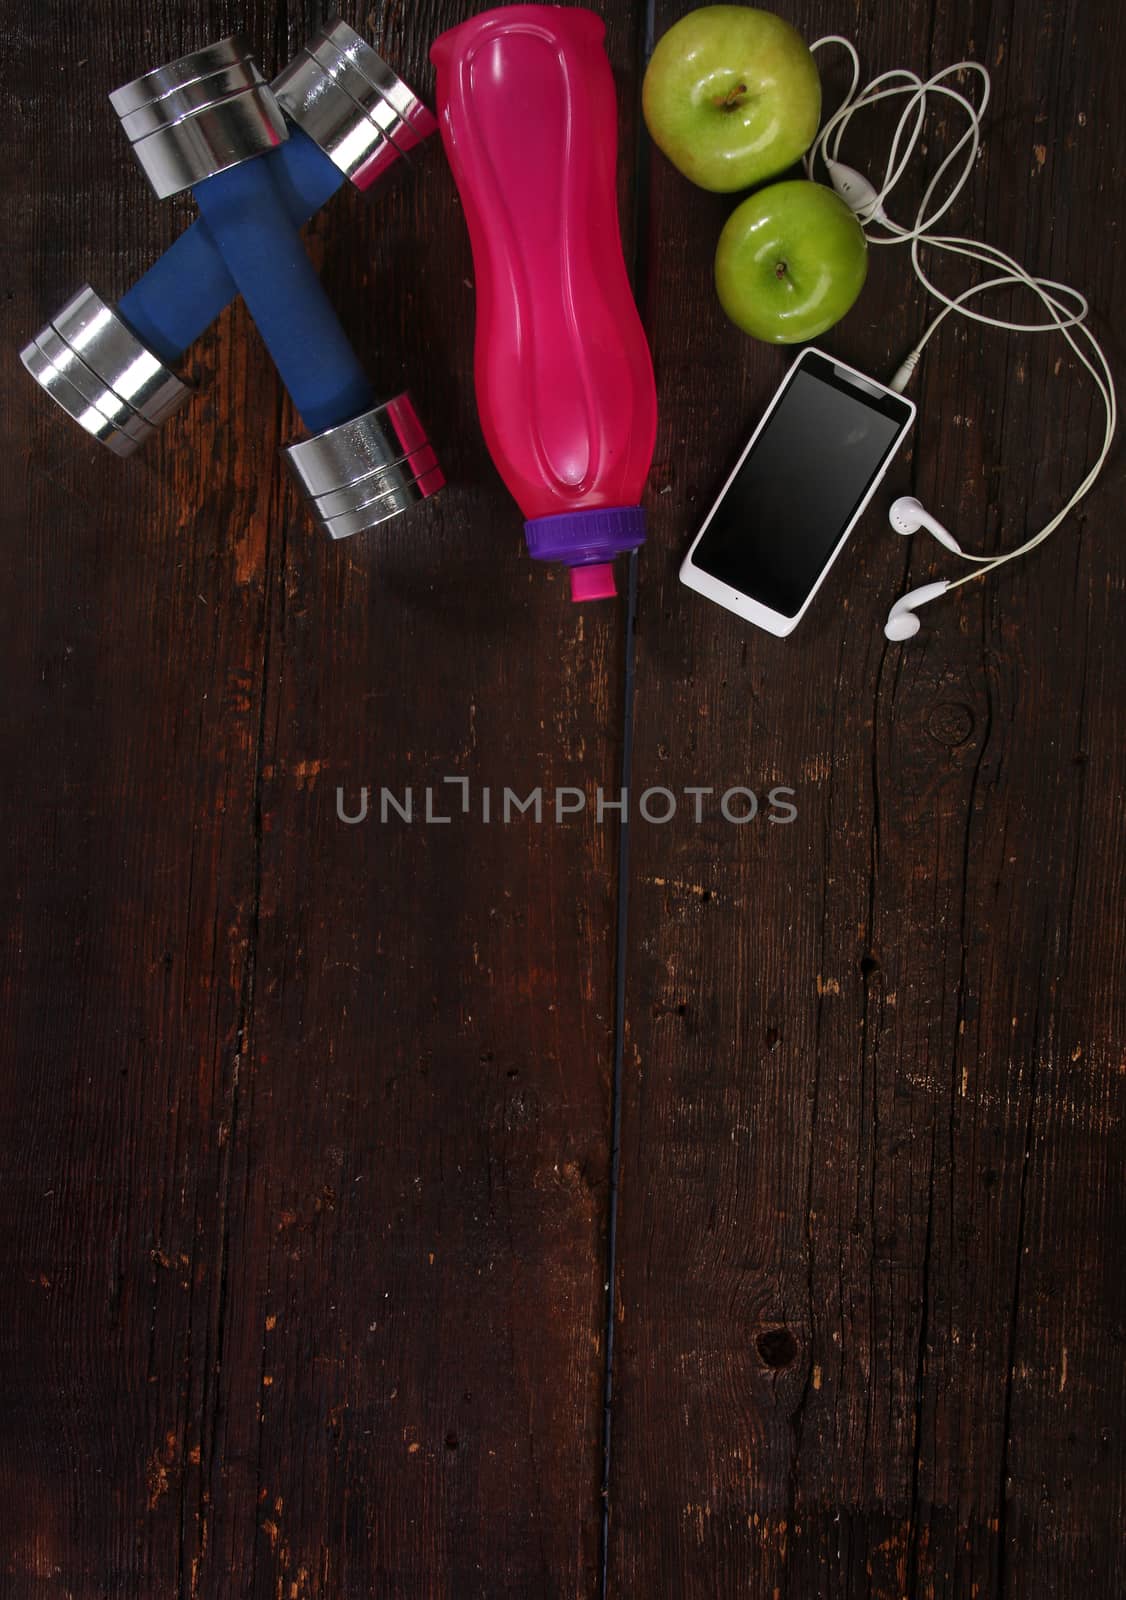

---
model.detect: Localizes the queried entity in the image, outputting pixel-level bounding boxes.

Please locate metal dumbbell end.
[109,35,288,200]
[22,35,282,449]
[111,37,444,536]
[21,26,440,459]
[112,37,376,442]
[284,396,445,540]
[19,286,190,456]
[273,18,438,193]
[114,25,439,367]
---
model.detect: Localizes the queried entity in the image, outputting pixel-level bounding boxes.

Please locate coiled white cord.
[804,37,1116,592]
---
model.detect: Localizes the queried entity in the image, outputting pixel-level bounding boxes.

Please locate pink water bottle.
[431,6,658,602]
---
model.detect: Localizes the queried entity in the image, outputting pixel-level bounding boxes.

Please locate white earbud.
[888,496,964,554]
[824,159,885,222]
[884,580,951,641]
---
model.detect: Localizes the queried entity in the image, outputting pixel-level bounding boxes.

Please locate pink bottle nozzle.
[570,563,617,603]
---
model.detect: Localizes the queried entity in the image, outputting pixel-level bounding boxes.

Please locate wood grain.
[610,0,1125,1596]
[0,2,646,1595]
[2,0,1123,1596]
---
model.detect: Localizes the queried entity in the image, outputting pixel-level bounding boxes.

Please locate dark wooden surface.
[1,0,1122,1596]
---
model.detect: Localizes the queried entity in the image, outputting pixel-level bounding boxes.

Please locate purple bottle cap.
[524,505,646,604]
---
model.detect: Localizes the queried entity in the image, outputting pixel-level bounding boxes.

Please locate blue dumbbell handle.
[118,129,345,370]
[178,150,374,437]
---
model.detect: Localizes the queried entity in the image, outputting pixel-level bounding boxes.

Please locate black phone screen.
[692,352,913,618]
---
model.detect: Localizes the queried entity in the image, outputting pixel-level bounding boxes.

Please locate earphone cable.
[805,38,1117,585]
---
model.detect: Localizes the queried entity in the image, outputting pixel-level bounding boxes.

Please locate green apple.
[715,180,868,342]
[643,6,821,193]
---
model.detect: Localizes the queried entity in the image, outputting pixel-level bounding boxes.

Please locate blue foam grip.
[189,155,375,436]
[118,130,345,367]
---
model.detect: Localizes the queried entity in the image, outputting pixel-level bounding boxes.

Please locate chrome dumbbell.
[22,23,443,538]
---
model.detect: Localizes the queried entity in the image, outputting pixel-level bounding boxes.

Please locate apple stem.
[715,83,748,111]
[775,260,788,280]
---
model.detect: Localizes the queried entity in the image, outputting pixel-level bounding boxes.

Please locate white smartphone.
[680,348,916,636]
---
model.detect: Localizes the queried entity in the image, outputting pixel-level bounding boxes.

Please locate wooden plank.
[610,0,1125,1595]
[1,6,288,1594]
[0,1,647,1594]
